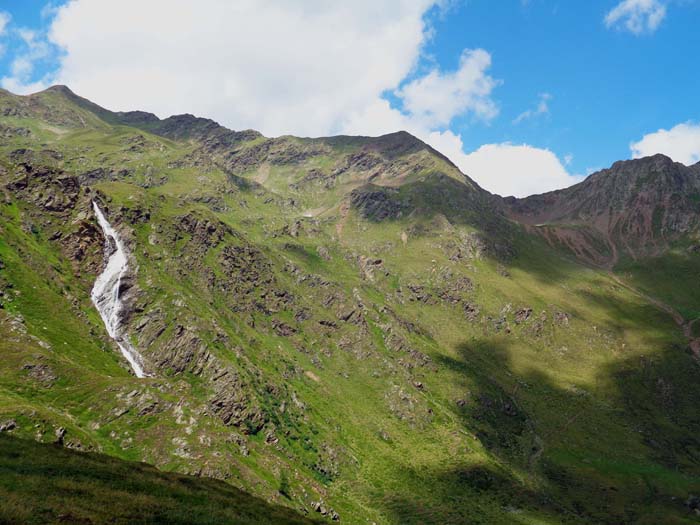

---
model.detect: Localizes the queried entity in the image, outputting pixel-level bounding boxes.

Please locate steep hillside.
[506,154,700,327]
[1,86,699,524]
[0,433,317,525]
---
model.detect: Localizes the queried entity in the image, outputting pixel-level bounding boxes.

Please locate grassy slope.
[0,434,316,525]
[335,214,700,524]
[615,246,700,321]
[0,88,699,524]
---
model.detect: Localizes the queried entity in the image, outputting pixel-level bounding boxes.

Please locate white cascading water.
[91,201,149,378]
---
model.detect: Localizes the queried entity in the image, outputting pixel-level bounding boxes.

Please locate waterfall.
[91,201,149,378]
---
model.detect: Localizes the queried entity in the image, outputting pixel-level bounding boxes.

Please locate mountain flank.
[0,86,699,524]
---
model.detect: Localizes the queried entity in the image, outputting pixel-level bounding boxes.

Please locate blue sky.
[420,0,700,175]
[0,0,698,196]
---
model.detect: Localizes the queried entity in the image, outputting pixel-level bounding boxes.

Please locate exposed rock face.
[209,365,266,433]
[324,130,453,164]
[219,137,330,175]
[152,324,210,375]
[514,308,533,324]
[177,212,232,251]
[217,244,289,313]
[143,113,262,146]
[350,186,406,221]
[1,157,105,276]
[0,419,17,432]
[506,154,700,265]
[61,219,104,273]
[6,161,81,213]
[22,362,58,387]
[357,256,385,281]
[0,124,31,138]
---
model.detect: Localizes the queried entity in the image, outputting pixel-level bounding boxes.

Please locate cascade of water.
[91,202,149,378]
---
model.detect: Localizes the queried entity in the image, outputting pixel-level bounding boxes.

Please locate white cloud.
[424,132,583,197]
[44,0,500,140]
[44,0,437,137]
[1,75,51,95]
[0,11,10,59]
[631,122,700,165]
[604,0,667,35]
[40,2,61,20]
[0,11,10,36]
[1,26,54,94]
[396,49,499,128]
[513,92,551,124]
[457,143,583,198]
[10,56,33,78]
[45,1,497,138]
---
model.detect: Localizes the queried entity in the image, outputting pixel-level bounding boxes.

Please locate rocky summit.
[1,86,699,524]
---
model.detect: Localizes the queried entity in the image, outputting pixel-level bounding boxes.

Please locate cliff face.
[1,86,700,524]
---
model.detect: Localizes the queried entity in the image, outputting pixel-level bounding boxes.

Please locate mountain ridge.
[505,153,700,266]
[34,84,700,184]
[27,84,700,269]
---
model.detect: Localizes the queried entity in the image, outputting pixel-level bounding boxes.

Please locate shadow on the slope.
[379,314,700,524]
[0,433,320,525]
[355,173,590,285]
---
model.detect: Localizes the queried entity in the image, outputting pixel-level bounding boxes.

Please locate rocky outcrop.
[5,161,81,214]
[60,218,104,274]
[22,362,58,387]
[0,124,31,138]
[152,324,211,375]
[220,137,329,175]
[209,365,266,434]
[350,186,406,221]
[177,212,233,250]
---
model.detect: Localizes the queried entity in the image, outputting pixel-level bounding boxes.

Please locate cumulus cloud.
[457,143,583,197]
[1,27,55,94]
[46,1,495,138]
[513,93,551,124]
[424,132,582,197]
[44,0,437,137]
[396,49,499,128]
[631,122,700,165]
[0,11,10,36]
[0,11,10,58]
[604,0,667,35]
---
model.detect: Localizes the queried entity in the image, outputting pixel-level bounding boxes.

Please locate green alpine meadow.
[0,84,699,525]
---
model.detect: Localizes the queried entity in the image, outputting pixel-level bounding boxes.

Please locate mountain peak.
[608,153,676,172]
[112,110,160,125]
[507,153,700,265]
[40,85,77,97]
